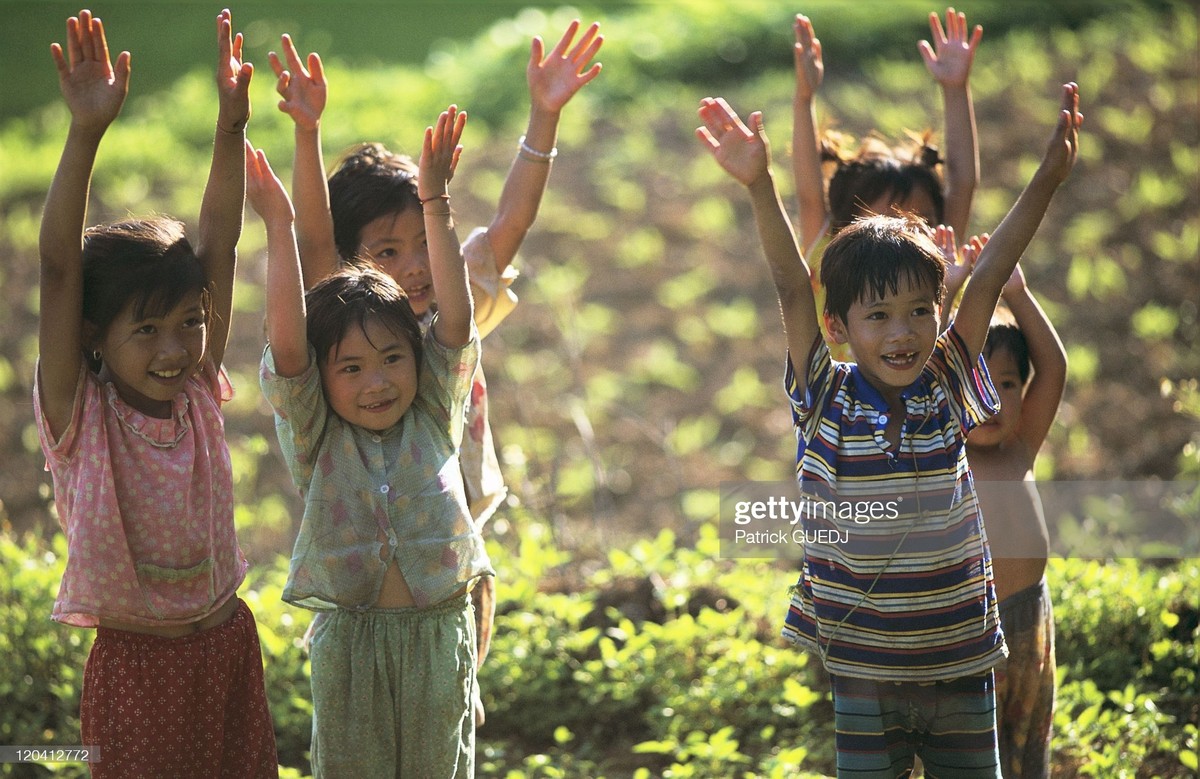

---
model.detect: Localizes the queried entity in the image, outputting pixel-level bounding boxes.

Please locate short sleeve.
[785,335,835,437]
[926,323,1000,437]
[32,360,89,462]
[462,227,518,339]
[260,344,328,491]
[417,318,481,444]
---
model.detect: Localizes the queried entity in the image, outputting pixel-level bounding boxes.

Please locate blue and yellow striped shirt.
[781,324,1007,682]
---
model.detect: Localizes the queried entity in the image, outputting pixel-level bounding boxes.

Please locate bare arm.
[791,14,828,250]
[1001,265,1066,454]
[697,98,821,392]
[247,143,309,378]
[197,8,252,369]
[487,20,603,273]
[268,34,338,287]
[38,10,130,438]
[956,83,1080,361]
[919,8,982,238]
[421,106,473,348]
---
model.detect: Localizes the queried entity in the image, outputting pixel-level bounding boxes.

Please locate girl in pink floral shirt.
[33,11,276,777]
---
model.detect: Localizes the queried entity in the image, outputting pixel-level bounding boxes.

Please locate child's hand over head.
[960,231,990,272]
[793,14,824,101]
[268,34,326,130]
[919,7,982,89]
[1038,83,1082,185]
[527,20,603,115]
[215,8,252,134]
[245,141,294,225]
[51,10,130,132]
[419,105,467,200]
[695,97,771,188]
[936,224,972,293]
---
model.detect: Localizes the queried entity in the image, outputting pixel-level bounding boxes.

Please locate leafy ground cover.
[1,529,1197,777]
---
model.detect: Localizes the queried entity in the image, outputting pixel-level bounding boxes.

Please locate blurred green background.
[1,1,1197,776]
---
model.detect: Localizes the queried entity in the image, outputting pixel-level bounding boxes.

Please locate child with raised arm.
[34,10,277,777]
[266,18,602,725]
[961,251,1066,779]
[793,7,980,245]
[251,105,491,777]
[793,8,980,354]
[696,82,1079,776]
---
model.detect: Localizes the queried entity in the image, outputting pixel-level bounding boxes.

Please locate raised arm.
[39,10,130,438]
[791,13,829,250]
[919,7,982,238]
[421,106,473,348]
[1000,263,1066,454]
[956,83,1080,361]
[486,19,603,273]
[697,98,821,389]
[247,143,308,378]
[197,8,252,369]
[268,33,338,287]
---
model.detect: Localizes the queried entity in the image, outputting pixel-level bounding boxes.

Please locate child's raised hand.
[935,223,971,290]
[960,231,989,271]
[1038,82,1082,185]
[527,20,603,114]
[215,9,252,133]
[245,141,294,225]
[50,10,130,132]
[793,14,824,101]
[419,105,467,198]
[695,97,771,188]
[918,7,982,89]
[268,34,326,130]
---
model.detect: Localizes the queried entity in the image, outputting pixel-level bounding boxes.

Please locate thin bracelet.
[518,135,557,163]
[419,193,450,203]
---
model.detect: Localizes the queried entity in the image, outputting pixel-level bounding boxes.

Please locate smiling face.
[357,208,434,316]
[318,316,419,431]
[827,274,940,406]
[95,290,208,418]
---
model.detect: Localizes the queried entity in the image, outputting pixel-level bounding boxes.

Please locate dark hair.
[820,215,946,323]
[823,131,945,234]
[81,218,211,357]
[983,309,1032,385]
[305,263,423,369]
[327,142,421,262]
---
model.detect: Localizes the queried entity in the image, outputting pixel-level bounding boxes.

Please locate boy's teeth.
[152,369,182,378]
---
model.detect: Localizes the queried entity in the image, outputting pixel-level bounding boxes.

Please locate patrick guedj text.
[731,496,902,545]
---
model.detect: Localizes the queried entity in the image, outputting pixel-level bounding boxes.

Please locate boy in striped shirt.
[695,83,1080,777]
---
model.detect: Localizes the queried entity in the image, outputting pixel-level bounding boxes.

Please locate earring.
[92,350,101,362]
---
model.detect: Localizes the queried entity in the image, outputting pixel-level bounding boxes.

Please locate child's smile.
[830,275,939,406]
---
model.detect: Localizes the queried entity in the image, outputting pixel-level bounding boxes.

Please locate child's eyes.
[183,317,206,328]
[136,324,157,335]
[340,365,361,374]
[384,353,409,364]
[912,307,933,317]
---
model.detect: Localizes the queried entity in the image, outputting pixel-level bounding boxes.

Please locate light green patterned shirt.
[261,321,492,610]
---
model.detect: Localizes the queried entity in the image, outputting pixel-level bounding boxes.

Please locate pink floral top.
[33,360,247,628]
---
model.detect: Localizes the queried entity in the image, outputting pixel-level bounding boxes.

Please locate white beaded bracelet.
[518,135,557,163]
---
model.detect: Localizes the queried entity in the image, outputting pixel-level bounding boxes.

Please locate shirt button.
[380,485,390,494]
[879,414,889,425]
[372,435,382,443]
